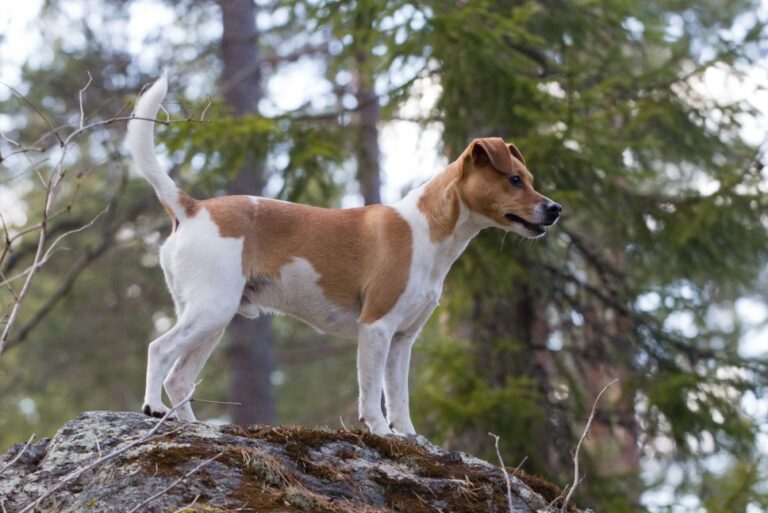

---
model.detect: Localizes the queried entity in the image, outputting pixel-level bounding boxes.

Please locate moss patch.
[219,424,577,512]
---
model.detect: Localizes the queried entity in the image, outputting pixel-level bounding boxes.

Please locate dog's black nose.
[546,202,562,216]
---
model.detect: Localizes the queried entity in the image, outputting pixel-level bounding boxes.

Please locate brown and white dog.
[127,76,561,435]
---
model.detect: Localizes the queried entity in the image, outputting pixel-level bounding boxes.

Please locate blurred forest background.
[1,0,767,511]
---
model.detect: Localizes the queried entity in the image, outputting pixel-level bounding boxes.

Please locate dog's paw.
[142,402,172,419]
[387,419,416,436]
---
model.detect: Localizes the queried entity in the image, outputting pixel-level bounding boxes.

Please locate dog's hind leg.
[163,328,224,421]
[142,297,239,419]
[160,236,186,318]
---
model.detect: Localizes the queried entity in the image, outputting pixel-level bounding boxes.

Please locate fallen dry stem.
[190,397,243,406]
[489,433,516,513]
[559,378,619,512]
[0,435,35,475]
[170,494,201,513]
[126,452,223,513]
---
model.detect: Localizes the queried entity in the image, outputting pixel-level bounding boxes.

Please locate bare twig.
[547,483,569,511]
[78,72,93,130]
[489,433,516,513]
[0,435,35,475]
[126,453,222,513]
[190,397,242,406]
[0,74,203,355]
[0,81,64,146]
[171,494,201,513]
[0,129,20,147]
[17,389,195,513]
[559,378,619,512]
[200,97,212,121]
[2,186,153,352]
[0,207,108,289]
[159,103,171,123]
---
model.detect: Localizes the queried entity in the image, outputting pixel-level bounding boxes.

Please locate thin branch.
[2,185,157,352]
[0,212,10,268]
[0,435,35,475]
[547,483,570,512]
[200,97,212,121]
[171,494,200,513]
[0,146,46,166]
[0,81,64,147]
[3,233,112,351]
[38,207,109,269]
[0,74,203,356]
[489,433,516,513]
[513,456,528,475]
[560,378,619,512]
[17,389,195,513]
[0,207,108,289]
[78,72,93,130]
[0,210,51,354]
[2,216,93,272]
[190,397,242,406]
[126,453,222,513]
[0,129,20,147]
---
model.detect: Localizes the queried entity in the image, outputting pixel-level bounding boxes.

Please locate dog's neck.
[400,156,489,264]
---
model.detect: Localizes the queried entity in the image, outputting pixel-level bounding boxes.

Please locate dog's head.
[457,137,561,238]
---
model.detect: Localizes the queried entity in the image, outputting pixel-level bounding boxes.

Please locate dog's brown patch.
[179,191,199,217]
[417,161,461,242]
[203,197,413,324]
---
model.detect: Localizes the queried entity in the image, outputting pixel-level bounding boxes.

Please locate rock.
[0,411,586,512]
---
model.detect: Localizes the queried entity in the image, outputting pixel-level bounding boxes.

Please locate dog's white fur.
[127,75,559,435]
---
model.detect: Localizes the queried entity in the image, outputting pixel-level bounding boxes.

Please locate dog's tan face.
[458,138,561,238]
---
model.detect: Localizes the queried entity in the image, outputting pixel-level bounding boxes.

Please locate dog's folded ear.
[471,140,491,168]
[471,138,517,173]
[507,143,526,166]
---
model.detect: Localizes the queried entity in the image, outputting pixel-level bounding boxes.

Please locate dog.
[126,75,561,435]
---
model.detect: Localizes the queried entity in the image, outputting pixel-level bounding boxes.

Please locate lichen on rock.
[0,411,588,512]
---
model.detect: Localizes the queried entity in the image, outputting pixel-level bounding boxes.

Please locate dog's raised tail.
[127,74,189,222]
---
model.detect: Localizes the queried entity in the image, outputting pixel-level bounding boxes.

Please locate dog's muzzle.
[504,201,561,236]
[543,201,562,225]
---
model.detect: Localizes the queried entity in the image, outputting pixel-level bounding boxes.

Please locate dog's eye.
[509,175,522,187]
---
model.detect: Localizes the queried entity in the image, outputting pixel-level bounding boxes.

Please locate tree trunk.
[219,0,276,425]
[354,72,381,205]
[352,5,381,206]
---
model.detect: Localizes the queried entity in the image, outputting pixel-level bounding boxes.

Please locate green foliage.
[1,1,767,511]
[400,0,768,510]
[699,460,768,512]
[414,334,548,455]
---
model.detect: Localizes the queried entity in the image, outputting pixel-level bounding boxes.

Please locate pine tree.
[403,1,768,510]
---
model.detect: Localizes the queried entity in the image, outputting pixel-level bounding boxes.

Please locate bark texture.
[0,411,592,513]
[352,5,382,206]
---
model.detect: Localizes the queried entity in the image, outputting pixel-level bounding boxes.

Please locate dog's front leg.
[357,322,394,435]
[384,300,437,435]
[384,332,418,435]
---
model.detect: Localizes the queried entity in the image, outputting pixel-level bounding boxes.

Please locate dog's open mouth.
[505,213,546,235]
